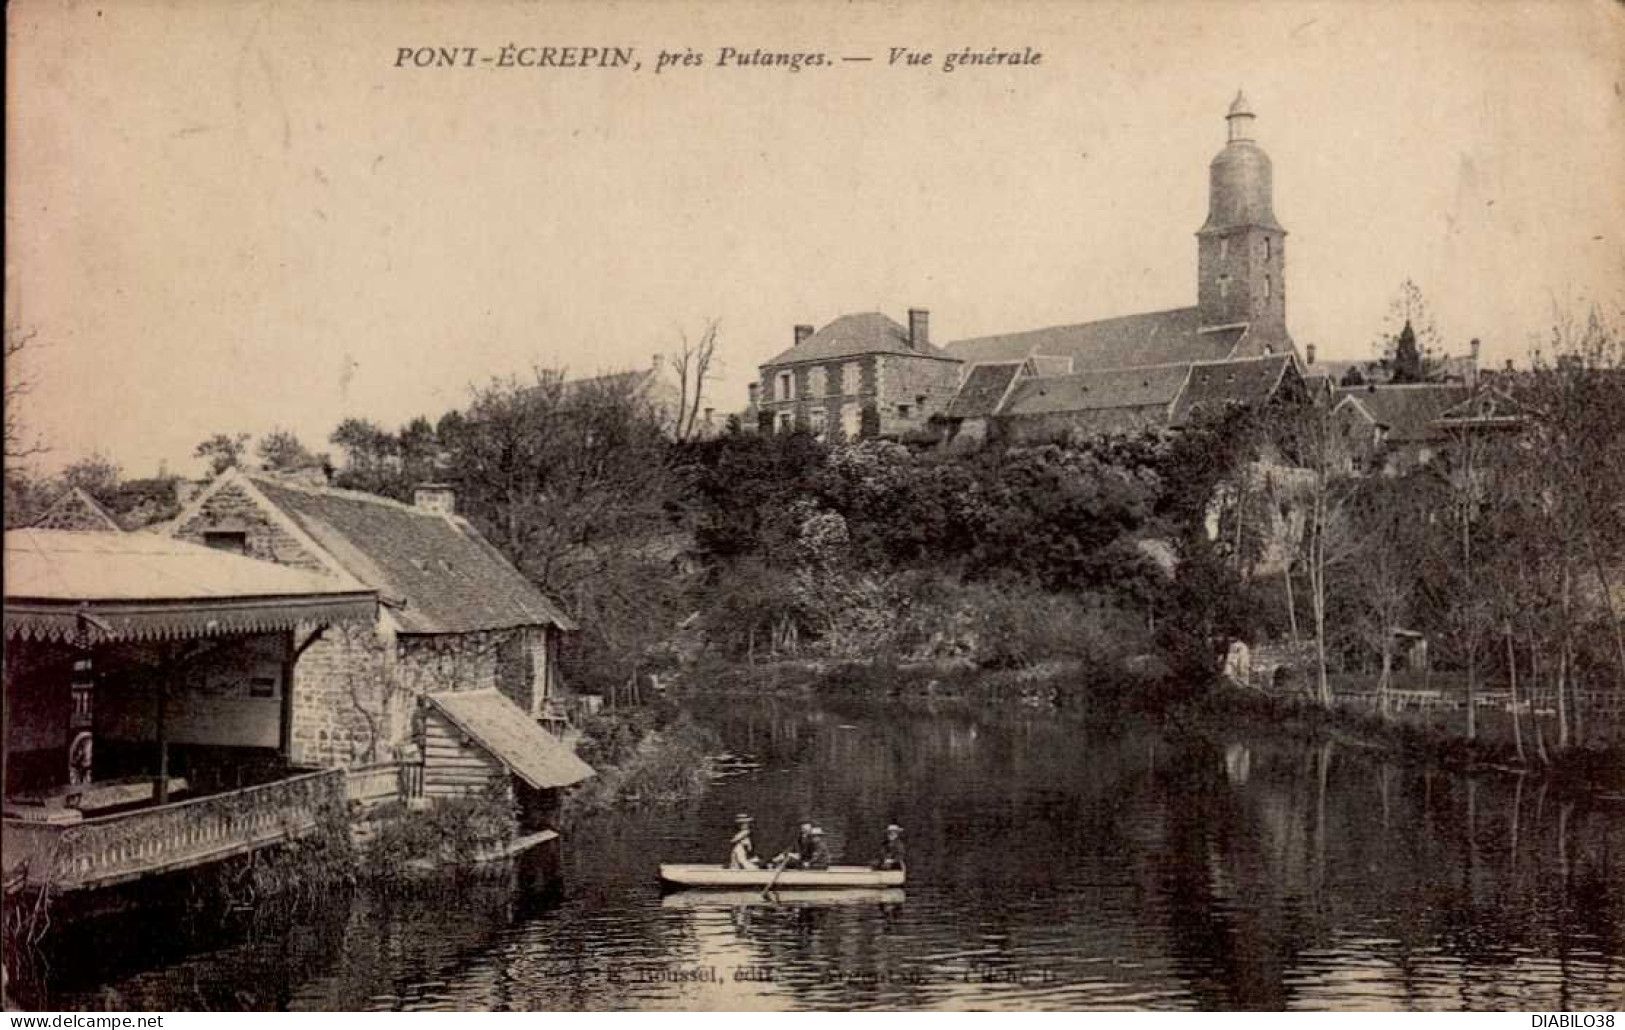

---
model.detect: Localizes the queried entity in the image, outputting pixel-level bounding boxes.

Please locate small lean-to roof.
[945,307,1246,371]
[1170,353,1298,423]
[249,475,577,635]
[1001,363,1192,418]
[761,312,956,367]
[946,362,1026,419]
[428,689,595,790]
[1333,384,1471,444]
[3,529,376,643]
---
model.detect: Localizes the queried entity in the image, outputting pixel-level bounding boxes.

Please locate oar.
[760,853,792,900]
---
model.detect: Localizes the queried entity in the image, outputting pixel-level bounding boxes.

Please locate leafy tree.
[62,452,122,500]
[194,432,250,476]
[256,428,325,472]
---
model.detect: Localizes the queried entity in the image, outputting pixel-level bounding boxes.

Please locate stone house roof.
[945,362,1026,419]
[31,487,123,533]
[944,307,1249,371]
[761,312,955,367]
[1333,384,1471,444]
[1001,363,1192,418]
[171,470,576,636]
[1170,353,1300,422]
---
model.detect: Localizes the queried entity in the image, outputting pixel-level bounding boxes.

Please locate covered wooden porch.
[3,530,376,891]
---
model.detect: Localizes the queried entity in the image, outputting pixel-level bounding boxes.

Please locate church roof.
[761,312,955,368]
[944,307,1246,371]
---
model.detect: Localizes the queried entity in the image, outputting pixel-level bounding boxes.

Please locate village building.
[565,354,726,442]
[754,310,963,440]
[1328,382,1522,476]
[165,469,581,768]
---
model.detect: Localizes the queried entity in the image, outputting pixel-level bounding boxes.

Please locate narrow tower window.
[1264,237,1272,261]
[1219,238,1228,261]
[1265,274,1273,300]
[1218,275,1230,299]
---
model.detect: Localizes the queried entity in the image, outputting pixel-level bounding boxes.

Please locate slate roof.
[32,487,123,533]
[428,689,594,790]
[1333,384,1471,444]
[946,362,1025,419]
[944,307,1247,371]
[1001,363,1192,417]
[4,529,376,643]
[762,312,956,367]
[249,475,577,635]
[1170,354,1298,422]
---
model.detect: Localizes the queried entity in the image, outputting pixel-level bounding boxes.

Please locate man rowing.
[770,817,817,869]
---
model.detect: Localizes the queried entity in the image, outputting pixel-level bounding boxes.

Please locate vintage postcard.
[4,0,1623,1015]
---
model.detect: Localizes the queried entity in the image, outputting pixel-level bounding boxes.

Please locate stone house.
[167,469,578,770]
[1329,382,1525,476]
[756,310,962,440]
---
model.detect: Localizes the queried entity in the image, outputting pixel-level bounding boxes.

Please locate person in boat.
[873,824,906,871]
[802,825,832,870]
[727,813,760,869]
[771,818,817,869]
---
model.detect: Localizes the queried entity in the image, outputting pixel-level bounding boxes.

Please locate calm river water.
[31,695,1625,1010]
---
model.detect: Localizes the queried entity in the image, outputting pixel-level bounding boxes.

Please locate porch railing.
[2,767,347,891]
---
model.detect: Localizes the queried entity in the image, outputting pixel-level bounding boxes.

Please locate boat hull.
[661,888,906,909]
[658,863,905,889]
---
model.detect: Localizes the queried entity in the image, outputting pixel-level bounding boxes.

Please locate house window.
[777,411,794,434]
[203,531,247,555]
[778,371,794,401]
[249,676,278,699]
[897,404,912,419]
[810,409,828,440]
[809,365,828,397]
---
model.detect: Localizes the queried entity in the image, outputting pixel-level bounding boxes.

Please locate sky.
[7,0,1623,478]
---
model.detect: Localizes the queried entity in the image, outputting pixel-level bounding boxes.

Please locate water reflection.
[32,695,1625,1010]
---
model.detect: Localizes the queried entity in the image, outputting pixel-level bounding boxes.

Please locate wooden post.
[155,655,171,805]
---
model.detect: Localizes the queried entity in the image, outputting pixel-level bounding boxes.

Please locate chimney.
[908,308,930,350]
[794,324,814,347]
[747,382,759,404]
[1469,338,1481,364]
[1504,358,1514,372]
[1305,343,1317,366]
[413,483,456,516]
[1467,338,1482,388]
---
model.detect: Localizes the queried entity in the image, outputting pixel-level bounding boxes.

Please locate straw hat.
[734,813,754,825]
[809,826,825,836]
[886,824,904,835]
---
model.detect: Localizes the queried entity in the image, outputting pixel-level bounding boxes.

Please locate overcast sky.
[8,0,1623,477]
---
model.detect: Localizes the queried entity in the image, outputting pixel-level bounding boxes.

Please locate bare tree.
[5,322,46,466]
[669,318,721,443]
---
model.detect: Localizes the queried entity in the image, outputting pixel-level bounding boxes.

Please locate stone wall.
[874,354,960,437]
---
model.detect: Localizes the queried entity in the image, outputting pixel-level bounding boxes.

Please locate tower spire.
[1226,90,1256,143]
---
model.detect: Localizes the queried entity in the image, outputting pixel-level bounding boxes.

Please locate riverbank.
[672,655,1625,796]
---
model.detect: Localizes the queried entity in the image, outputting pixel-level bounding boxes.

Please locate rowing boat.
[658,863,905,889]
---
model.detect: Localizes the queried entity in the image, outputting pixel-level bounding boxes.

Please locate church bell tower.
[1197,92,1287,344]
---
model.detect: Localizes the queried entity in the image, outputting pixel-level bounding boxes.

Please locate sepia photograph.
[3,0,1624,1014]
